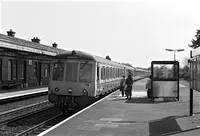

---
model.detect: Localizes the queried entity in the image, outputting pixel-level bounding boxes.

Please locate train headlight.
[83,89,88,96]
[68,88,73,94]
[55,87,59,92]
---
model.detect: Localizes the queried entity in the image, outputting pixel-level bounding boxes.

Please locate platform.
[39,79,200,136]
[0,87,48,101]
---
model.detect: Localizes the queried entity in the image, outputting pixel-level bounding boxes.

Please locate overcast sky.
[1,0,200,68]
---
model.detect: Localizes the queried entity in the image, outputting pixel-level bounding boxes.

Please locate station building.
[0,29,67,90]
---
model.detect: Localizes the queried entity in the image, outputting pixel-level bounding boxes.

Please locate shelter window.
[52,61,65,81]
[65,62,78,82]
[153,64,178,80]
[79,63,92,83]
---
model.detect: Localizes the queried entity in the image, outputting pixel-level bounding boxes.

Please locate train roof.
[54,50,129,67]
[0,33,67,56]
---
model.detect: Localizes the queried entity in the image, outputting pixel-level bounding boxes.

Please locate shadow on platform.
[123,97,178,104]
[149,115,200,136]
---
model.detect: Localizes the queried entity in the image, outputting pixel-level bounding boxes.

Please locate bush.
[183,72,190,81]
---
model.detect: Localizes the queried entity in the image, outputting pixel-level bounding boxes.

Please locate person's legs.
[122,86,124,96]
[125,88,128,99]
[129,86,132,99]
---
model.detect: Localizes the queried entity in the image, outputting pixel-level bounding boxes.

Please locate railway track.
[16,113,63,136]
[11,88,119,136]
[0,100,54,126]
[0,78,145,135]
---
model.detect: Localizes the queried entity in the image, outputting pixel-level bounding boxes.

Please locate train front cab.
[151,61,179,101]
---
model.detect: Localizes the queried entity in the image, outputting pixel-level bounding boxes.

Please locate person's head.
[122,75,125,78]
[128,74,132,78]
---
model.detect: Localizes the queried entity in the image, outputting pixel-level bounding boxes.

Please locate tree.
[182,57,189,67]
[105,55,111,60]
[180,57,190,80]
[188,29,200,49]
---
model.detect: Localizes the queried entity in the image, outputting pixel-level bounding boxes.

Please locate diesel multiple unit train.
[48,50,150,111]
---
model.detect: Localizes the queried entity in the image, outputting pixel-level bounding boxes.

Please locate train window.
[97,66,99,81]
[103,67,106,80]
[66,62,78,82]
[79,63,92,83]
[101,67,104,80]
[52,61,65,81]
[106,67,109,79]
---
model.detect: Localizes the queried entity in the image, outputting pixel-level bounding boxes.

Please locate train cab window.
[52,61,65,81]
[66,62,78,82]
[79,63,92,83]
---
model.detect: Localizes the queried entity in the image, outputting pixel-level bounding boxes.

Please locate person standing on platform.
[120,75,126,97]
[125,74,134,99]
[146,75,152,99]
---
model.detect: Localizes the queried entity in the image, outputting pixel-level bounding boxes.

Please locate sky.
[1,0,200,68]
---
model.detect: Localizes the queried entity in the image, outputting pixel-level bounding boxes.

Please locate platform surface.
[40,79,200,136]
[0,87,48,100]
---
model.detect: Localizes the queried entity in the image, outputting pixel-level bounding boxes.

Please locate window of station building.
[8,60,12,80]
[43,64,50,78]
[34,62,37,78]
[44,68,48,78]
[52,61,65,81]
[79,62,92,83]
[65,62,78,82]
[12,60,17,80]
[0,60,1,80]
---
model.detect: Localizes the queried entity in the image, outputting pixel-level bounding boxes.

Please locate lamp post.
[165,49,185,61]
